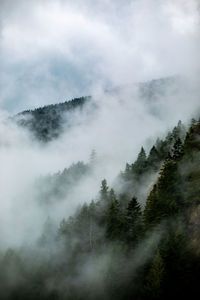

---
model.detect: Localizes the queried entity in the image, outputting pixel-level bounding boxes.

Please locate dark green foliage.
[119,121,186,206]
[171,137,183,160]
[106,198,124,241]
[157,218,196,299]
[2,118,200,300]
[132,147,147,176]
[144,137,186,228]
[147,146,160,171]
[184,122,200,155]
[143,159,179,227]
[124,197,142,244]
[141,123,200,298]
[15,96,91,141]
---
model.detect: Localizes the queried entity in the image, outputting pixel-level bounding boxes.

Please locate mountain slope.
[15,96,91,141]
[14,77,179,142]
[1,116,200,299]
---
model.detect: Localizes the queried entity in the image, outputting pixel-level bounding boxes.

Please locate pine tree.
[123,163,131,180]
[144,156,181,227]
[106,199,124,241]
[100,179,109,201]
[147,146,160,171]
[172,138,183,160]
[132,147,147,176]
[75,203,90,236]
[156,138,170,161]
[143,184,160,227]
[125,197,142,244]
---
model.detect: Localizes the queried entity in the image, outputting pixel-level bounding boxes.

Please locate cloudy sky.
[0,0,199,248]
[0,0,199,113]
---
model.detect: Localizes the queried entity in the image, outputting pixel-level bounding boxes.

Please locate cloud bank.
[0,0,199,249]
[0,0,199,112]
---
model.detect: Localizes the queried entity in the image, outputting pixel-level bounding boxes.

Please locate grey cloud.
[0,0,199,250]
[0,0,199,111]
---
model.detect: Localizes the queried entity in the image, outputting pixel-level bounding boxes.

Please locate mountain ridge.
[14,77,179,142]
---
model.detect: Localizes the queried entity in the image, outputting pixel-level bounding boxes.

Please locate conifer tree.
[147,146,160,171]
[123,163,131,180]
[172,138,183,160]
[125,197,142,243]
[106,199,123,241]
[100,179,109,201]
[132,147,147,176]
[144,154,181,227]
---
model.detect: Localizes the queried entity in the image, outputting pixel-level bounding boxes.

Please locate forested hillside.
[1,0,199,299]
[14,77,177,142]
[1,117,200,299]
[15,96,91,141]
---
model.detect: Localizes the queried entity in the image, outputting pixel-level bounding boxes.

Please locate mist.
[0,0,200,299]
[0,0,199,248]
[0,0,199,111]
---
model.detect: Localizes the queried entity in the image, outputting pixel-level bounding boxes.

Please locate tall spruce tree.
[106,199,124,241]
[144,155,181,227]
[147,146,160,171]
[125,197,142,244]
[132,147,147,176]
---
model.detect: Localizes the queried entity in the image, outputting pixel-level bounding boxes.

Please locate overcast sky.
[0,0,199,113]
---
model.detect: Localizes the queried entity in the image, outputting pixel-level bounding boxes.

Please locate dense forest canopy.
[14,96,92,141]
[1,111,200,299]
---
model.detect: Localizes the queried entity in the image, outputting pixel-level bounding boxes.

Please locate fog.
[0,0,199,111]
[0,1,200,298]
[0,77,198,249]
[0,0,199,245]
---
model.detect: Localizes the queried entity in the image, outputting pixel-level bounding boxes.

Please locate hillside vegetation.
[15,96,91,141]
[1,117,200,299]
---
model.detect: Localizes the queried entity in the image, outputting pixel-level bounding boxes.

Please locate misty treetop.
[35,161,91,204]
[14,96,92,141]
[1,116,200,299]
[13,78,185,144]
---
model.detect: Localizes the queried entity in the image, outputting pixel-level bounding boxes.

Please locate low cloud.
[0,0,199,112]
